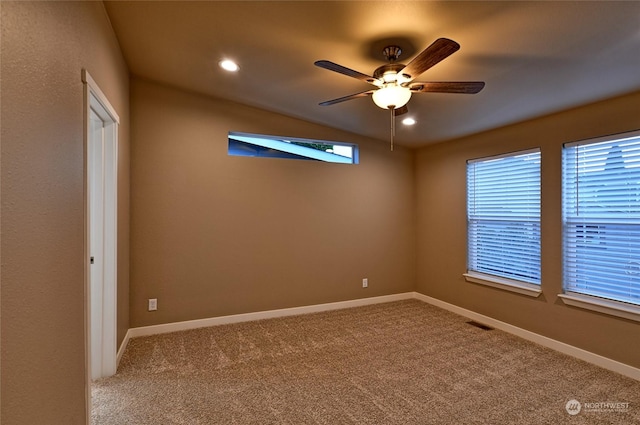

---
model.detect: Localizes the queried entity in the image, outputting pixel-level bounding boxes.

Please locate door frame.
[82,69,119,410]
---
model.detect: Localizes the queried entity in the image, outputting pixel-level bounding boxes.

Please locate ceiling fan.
[314,38,485,149]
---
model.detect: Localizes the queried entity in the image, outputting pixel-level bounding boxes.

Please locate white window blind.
[467,149,541,284]
[563,130,640,306]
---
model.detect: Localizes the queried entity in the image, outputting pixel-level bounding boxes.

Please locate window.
[228,132,358,164]
[562,130,640,314]
[465,149,541,295]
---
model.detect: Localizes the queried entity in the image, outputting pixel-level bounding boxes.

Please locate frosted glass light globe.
[372,84,412,109]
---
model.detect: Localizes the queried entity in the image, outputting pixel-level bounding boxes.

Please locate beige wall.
[415,91,640,368]
[1,1,129,422]
[130,78,415,327]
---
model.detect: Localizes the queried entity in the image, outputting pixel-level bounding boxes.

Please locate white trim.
[116,292,639,382]
[116,329,132,366]
[83,69,119,384]
[466,147,541,164]
[413,292,640,381]
[558,293,640,323]
[563,128,640,148]
[464,272,542,297]
[83,72,91,425]
[127,293,414,338]
[82,69,120,124]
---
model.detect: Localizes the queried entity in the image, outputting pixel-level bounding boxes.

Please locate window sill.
[558,293,640,323]
[463,272,542,298]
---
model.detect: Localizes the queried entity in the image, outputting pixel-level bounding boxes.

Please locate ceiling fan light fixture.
[372,84,412,110]
[382,70,398,83]
[396,73,411,85]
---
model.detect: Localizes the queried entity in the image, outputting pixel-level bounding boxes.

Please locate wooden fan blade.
[394,105,409,116]
[319,90,375,106]
[409,81,485,94]
[399,38,460,82]
[314,60,380,86]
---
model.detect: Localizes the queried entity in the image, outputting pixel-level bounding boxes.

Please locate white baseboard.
[126,293,414,339]
[115,291,639,382]
[413,292,640,382]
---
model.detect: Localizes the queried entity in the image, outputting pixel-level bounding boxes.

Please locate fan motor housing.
[373,63,406,81]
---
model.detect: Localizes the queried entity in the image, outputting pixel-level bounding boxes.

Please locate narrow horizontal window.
[467,149,541,286]
[228,132,358,164]
[562,129,640,308]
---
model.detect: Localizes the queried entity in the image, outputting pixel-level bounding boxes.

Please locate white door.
[85,70,119,381]
[89,109,106,380]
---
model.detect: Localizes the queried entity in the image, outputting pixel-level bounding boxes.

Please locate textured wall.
[1,2,129,422]
[129,78,415,327]
[415,91,640,368]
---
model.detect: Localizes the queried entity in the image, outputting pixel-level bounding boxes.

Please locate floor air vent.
[466,321,494,331]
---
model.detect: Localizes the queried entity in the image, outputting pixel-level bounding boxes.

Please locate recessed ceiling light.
[219,59,239,72]
[402,117,416,126]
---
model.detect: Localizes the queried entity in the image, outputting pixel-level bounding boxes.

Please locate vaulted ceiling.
[104,1,640,148]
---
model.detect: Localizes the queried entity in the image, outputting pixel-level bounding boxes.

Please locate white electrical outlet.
[362,278,368,288]
[148,298,158,311]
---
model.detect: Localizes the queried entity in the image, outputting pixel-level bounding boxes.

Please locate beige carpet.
[92,300,640,424]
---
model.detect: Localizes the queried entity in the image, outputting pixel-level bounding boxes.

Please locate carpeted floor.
[92,300,640,424]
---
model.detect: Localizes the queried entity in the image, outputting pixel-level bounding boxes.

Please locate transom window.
[466,149,541,286]
[228,132,358,164]
[563,130,640,306]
